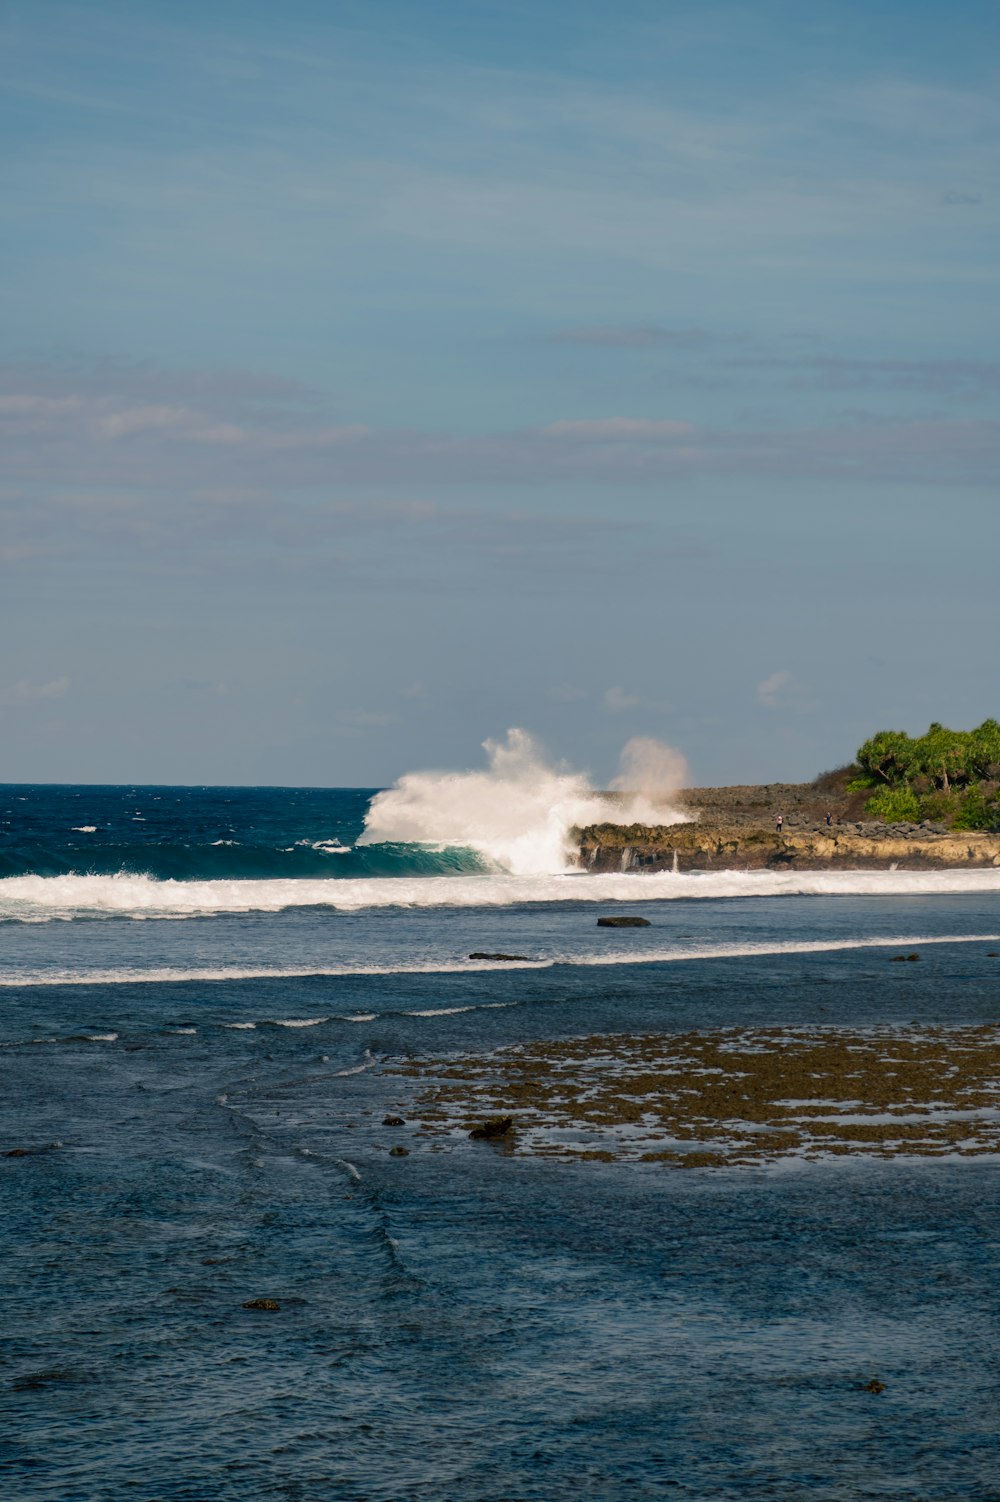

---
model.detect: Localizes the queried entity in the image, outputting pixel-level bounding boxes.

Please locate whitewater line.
[0,931,997,986]
[2,865,1000,921]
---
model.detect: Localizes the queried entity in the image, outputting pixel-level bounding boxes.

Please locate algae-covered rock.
[469,1116,513,1140]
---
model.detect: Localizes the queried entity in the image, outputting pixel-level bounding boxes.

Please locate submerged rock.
[10,1369,78,1391]
[468,952,531,962]
[469,1116,513,1140]
[863,1378,886,1394]
[597,916,651,928]
[388,1145,409,1157]
[382,1115,406,1126]
[242,1297,281,1311]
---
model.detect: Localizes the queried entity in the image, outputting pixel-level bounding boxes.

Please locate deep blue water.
[2,786,1000,1500]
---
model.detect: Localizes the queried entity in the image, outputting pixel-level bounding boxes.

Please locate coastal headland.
[578,779,1000,871]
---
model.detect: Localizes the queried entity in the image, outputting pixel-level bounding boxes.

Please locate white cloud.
[756,670,794,708]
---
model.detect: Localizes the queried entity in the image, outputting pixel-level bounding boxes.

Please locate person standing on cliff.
[826,811,833,827]
[776,813,784,835]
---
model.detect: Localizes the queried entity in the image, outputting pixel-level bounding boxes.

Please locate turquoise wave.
[0,840,490,881]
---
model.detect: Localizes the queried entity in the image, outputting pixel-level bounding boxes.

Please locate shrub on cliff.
[864,786,923,823]
[952,786,1000,832]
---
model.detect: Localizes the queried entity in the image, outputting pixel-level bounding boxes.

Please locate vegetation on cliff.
[853,720,1000,829]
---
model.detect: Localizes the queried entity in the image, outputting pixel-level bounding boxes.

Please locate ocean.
[3,781,1000,1501]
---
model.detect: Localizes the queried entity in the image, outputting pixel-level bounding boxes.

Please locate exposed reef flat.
[392,1025,1000,1166]
[579,782,1000,870]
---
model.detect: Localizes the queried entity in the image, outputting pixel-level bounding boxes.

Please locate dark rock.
[596,916,651,928]
[382,1114,406,1126]
[906,953,921,961]
[988,952,999,958]
[242,1297,281,1311]
[4,1148,30,1157]
[388,1145,409,1157]
[469,1116,513,1140]
[890,954,920,962]
[468,951,531,961]
[863,1378,886,1394]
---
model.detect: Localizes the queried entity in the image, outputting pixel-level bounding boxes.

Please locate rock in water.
[469,1116,513,1140]
[468,952,531,961]
[382,1115,406,1126]
[389,1145,409,1157]
[242,1298,281,1311]
[597,916,651,928]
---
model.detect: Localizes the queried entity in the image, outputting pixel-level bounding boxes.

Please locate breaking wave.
[359,728,688,875]
[1,867,1000,923]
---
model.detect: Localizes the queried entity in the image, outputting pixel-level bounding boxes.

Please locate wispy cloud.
[0,676,70,707]
[602,686,674,715]
[2,364,999,505]
[756,670,794,708]
[548,682,587,703]
[729,355,1000,396]
[549,325,713,349]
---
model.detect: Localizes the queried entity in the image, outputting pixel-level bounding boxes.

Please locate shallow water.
[2,787,1000,1499]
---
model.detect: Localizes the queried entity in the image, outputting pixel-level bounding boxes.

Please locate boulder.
[469,1116,513,1140]
[597,916,651,928]
[468,952,531,961]
[382,1115,406,1126]
[242,1297,281,1311]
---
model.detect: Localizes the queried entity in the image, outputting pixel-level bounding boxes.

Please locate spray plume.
[358,728,689,875]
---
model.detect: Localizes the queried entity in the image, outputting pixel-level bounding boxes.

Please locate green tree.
[970,719,1000,779]
[856,730,916,787]
[913,723,974,791]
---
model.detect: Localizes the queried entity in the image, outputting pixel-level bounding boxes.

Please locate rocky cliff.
[577,819,1000,873]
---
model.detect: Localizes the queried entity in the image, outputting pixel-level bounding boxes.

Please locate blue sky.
[2,0,998,785]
